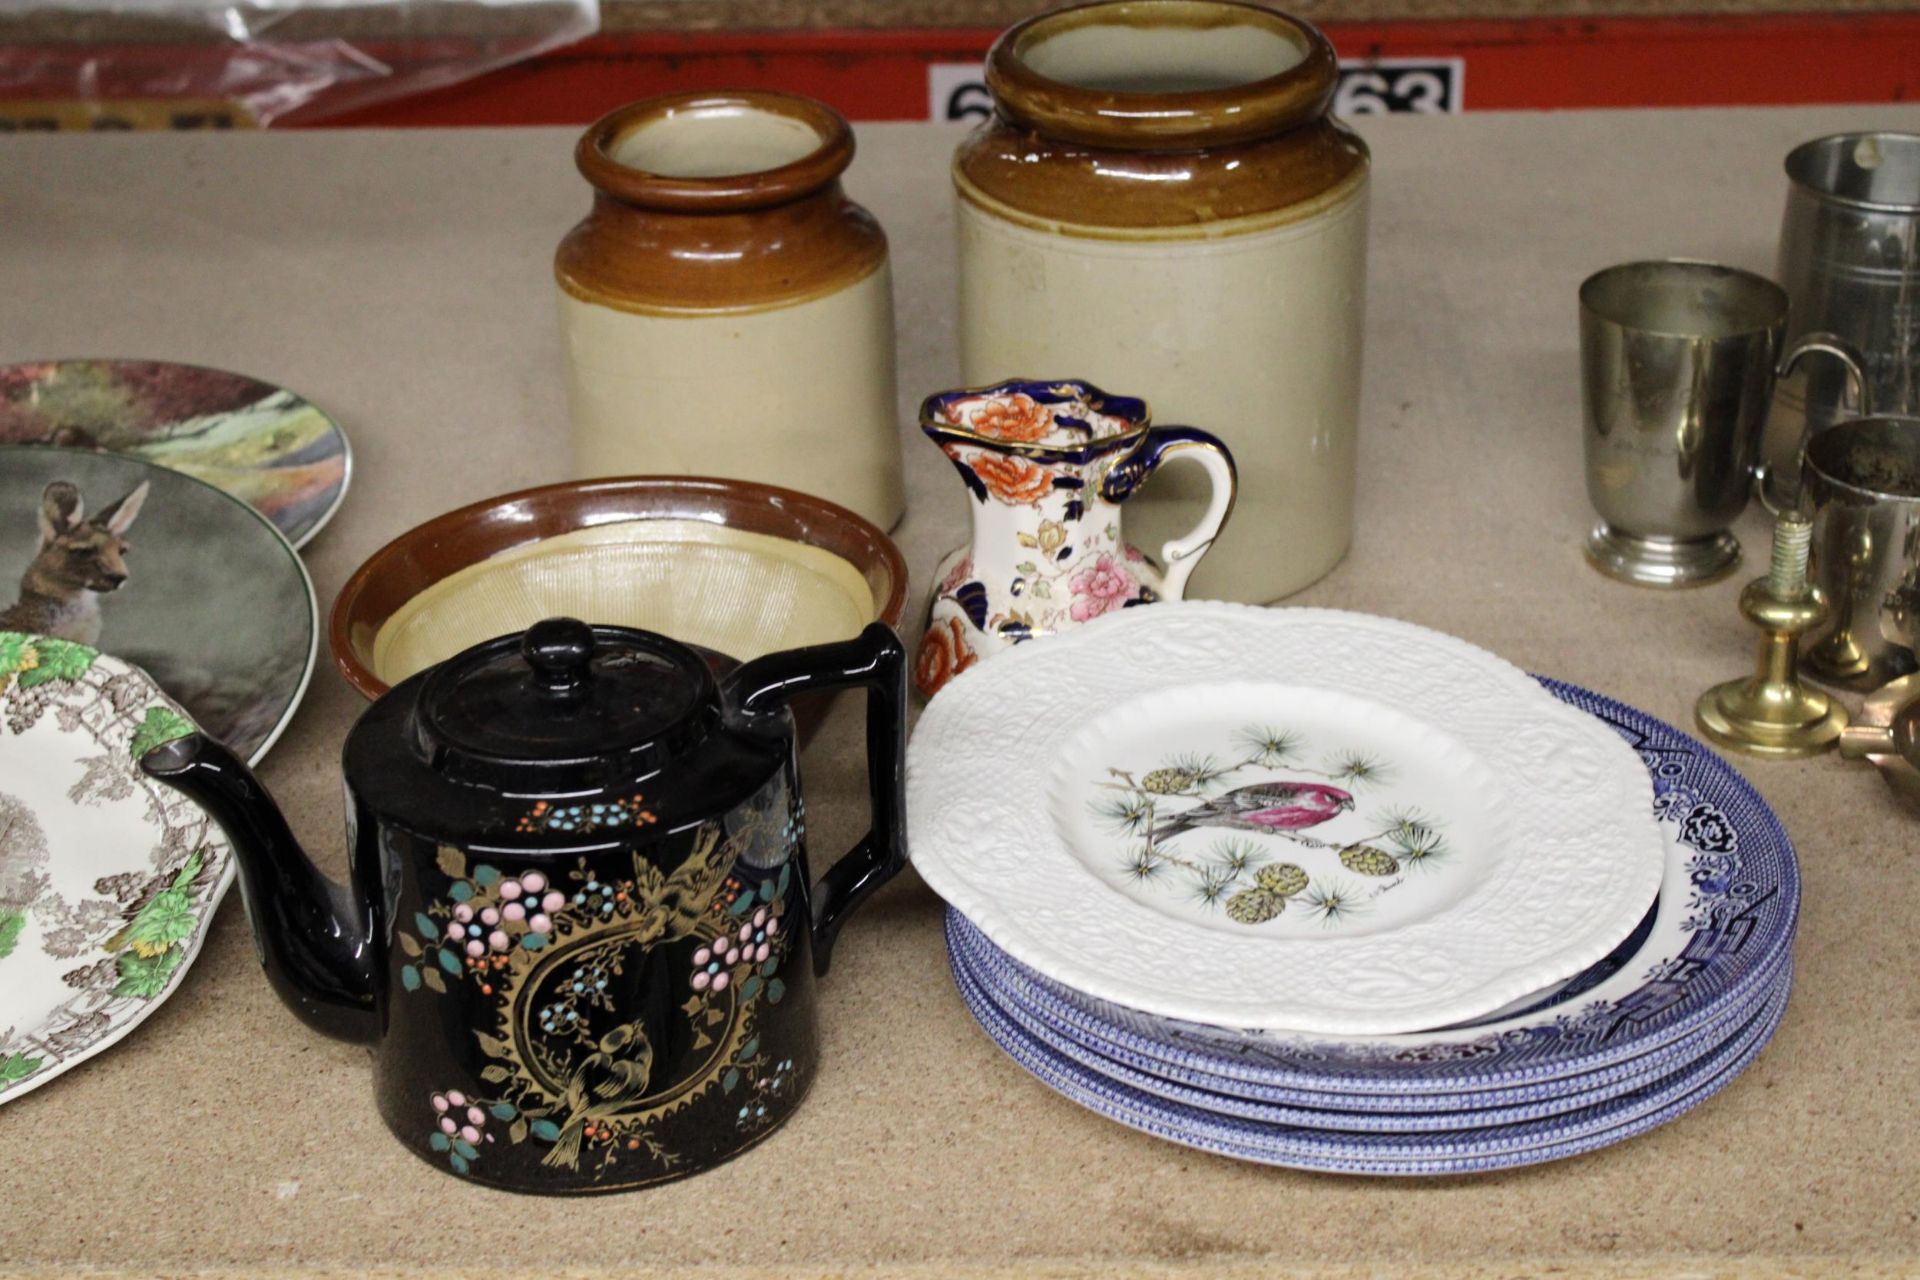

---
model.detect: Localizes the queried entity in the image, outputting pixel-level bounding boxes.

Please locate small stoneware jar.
[141,617,908,1194]
[556,91,906,530]
[955,0,1370,602]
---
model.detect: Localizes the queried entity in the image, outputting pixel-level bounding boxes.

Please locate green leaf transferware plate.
[0,633,233,1107]
[0,359,351,549]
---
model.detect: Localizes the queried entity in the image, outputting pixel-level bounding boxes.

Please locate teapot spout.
[140,733,378,1044]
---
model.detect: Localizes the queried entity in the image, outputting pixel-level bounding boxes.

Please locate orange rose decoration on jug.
[948,392,1055,443]
[961,452,1057,505]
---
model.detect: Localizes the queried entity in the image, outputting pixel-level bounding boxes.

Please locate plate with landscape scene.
[0,359,350,549]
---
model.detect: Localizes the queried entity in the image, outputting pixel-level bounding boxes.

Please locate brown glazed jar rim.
[329,475,911,702]
[576,91,856,212]
[986,0,1339,151]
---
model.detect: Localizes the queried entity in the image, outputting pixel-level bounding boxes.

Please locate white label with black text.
[928,56,1463,122]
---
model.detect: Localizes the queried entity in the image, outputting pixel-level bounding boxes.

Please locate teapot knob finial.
[524,617,595,699]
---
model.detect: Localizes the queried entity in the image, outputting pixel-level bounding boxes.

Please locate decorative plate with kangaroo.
[907,603,1666,1035]
[0,446,317,763]
[0,632,231,1107]
[0,359,351,549]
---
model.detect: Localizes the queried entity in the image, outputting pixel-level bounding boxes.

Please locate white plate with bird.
[906,602,1665,1036]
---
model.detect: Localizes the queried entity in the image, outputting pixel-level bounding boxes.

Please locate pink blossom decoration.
[1067,553,1135,622]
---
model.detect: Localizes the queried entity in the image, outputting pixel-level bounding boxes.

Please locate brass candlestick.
[1696,511,1849,758]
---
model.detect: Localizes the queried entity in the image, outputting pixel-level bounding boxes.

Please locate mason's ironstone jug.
[141,617,907,1194]
[915,378,1237,698]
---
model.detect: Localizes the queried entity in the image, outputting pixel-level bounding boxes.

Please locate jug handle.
[1755,331,1873,516]
[1102,425,1240,600]
[732,623,908,977]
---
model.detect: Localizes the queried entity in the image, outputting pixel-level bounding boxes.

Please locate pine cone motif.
[1225,888,1287,924]
[1338,844,1402,877]
[1140,768,1197,795]
[1255,863,1309,897]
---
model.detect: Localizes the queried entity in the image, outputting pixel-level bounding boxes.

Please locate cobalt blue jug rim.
[919,377,1152,453]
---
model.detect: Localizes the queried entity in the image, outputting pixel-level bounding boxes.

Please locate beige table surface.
[2,106,1917,1279]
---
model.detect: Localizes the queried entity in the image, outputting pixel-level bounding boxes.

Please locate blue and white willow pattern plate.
[951,680,1797,1099]
[951,939,1790,1176]
[952,912,1784,1127]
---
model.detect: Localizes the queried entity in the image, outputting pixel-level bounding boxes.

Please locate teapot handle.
[733,623,908,977]
[1100,426,1239,601]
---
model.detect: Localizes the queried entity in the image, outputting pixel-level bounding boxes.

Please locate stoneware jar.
[954,0,1369,602]
[140,617,907,1194]
[556,91,906,530]
[915,378,1236,699]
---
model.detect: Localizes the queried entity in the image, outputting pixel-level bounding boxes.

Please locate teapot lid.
[412,617,721,793]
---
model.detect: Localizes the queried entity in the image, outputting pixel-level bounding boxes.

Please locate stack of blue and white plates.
[908,605,1795,1175]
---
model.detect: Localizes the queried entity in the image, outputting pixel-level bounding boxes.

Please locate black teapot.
[142,617,906,1194]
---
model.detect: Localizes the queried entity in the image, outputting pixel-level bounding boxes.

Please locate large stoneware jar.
[955,1,1369,601]
[557,91,906,530]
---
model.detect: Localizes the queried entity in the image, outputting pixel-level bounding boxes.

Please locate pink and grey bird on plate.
[1153,782,1354,842]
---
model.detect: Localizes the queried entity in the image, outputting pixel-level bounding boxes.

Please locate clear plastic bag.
[0,0,599,127]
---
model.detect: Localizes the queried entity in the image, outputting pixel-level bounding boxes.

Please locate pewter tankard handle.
[1756,331,1872,515]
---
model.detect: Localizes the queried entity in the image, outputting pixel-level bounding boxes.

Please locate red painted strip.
[1,13,1914,126]
[1341,15,1920,110]
[308,14,1920,124]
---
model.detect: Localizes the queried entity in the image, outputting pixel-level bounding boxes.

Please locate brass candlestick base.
[1696,513,1849,759]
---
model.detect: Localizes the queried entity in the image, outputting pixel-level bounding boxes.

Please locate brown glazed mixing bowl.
[330,475,909,702]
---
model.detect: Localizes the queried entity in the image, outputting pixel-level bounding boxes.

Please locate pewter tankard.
[1763,132,1920,509]
[1580,260,1864,587]
[1803,416,1920,691]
